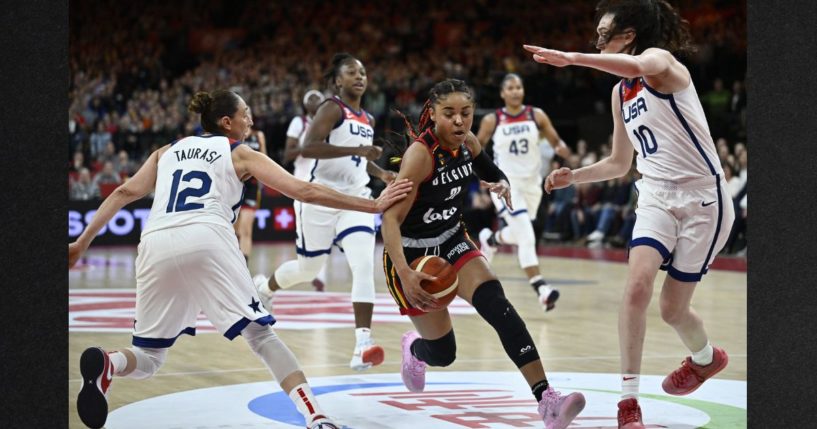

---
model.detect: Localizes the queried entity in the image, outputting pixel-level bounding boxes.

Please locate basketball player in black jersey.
[234,108,267,263]
[380,79,585,429]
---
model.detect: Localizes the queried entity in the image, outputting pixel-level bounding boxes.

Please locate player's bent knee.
[126,346,167,379]
[415,329,457,367]
[472,280,540,368]
[241,323,301,382]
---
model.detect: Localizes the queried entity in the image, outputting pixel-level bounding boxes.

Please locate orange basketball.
[409,255,458,308]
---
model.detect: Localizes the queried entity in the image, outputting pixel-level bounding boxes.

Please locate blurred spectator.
[70,168,100,201]
[89,121,113,159]
[93,161,123,187]
[114,150,138,178]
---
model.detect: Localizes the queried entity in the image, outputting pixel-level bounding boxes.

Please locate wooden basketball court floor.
[68,242,746,428]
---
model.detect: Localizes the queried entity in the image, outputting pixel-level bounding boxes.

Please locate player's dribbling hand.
[544,167,574,194]
[522,45,576,67]
[374,178,413,212]
[68,242,86,269]
[481,179,513,212]
[398,268,442,312]
[359,145,383,161]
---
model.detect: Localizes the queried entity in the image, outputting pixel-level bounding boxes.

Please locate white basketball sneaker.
[479,228,497,263]
[538,285,560,312]
[349,338,385,371]
[253,274,274,311]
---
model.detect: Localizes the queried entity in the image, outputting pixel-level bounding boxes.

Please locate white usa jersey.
[309,97,373,195]
[619,77,722,181]
[286,115,313,181]
[142,135,245,237]
[491,105,541,178]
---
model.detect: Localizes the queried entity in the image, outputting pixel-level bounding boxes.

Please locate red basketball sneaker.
[662,346,729,395]
[617,398,645,429]
[77,347,114,429]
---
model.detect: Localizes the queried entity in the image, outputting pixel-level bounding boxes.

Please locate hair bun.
[188,91,214,114]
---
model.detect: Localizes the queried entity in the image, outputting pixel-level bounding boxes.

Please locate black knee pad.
[411,329,456,367]
[472,280,539,368]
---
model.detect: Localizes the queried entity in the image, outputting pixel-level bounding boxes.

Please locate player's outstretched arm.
[69,146,165,268]
[524,45,679,79]
[235,145,411,214]
[544,86,634,194]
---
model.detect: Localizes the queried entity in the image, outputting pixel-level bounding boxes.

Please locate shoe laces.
[539,388,562,414]
[619,401,641,423]
[671,358,705,386]
[407,354,426,376]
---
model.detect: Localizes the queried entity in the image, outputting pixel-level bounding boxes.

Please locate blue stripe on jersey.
[308,159,319,182]
[334,225,375,243]
[700,174,724,275]
[640,79,717,175]
[296,246,333,257]
[230,141,242,151]
[132,327,196,349]
[224,315,276,340]
[629,237,672,261]
[231,187,246,224]
[665,265,703,282]
[324,98,346,130]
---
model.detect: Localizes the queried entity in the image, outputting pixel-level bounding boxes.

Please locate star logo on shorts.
[248,297,262,313]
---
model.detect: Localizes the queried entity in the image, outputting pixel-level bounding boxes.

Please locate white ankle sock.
[355,327,371,346]
[109,351,128,375]
[621,374,640,400]
[691,342,714,366]
[288,383,324,423]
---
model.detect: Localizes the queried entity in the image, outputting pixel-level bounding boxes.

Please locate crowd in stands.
[68,0,747,255]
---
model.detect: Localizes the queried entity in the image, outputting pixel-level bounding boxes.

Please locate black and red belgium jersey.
[401,129,474,239]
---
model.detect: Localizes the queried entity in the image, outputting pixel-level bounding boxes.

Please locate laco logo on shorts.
[422,207,457,223]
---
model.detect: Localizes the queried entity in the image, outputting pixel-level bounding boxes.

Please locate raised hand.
[481,179,513,212]
[523,45,576,67]
[544,167,574,194]
[374,178,413,212]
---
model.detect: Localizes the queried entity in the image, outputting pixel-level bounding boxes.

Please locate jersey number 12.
[166,169,212,213]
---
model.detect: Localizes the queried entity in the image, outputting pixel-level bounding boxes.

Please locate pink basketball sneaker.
[400,331,427,392]
[537,386,586,429]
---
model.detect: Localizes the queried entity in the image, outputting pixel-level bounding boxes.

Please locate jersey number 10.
[166,169,212,213]
[632,125,658,158]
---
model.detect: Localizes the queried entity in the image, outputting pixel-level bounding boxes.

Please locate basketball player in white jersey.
[283,89,329,291]
[254,53,397,372]
[525,0,736,427]
[233,107,266,263]
[68,89,412,429]
[475,73,571,313]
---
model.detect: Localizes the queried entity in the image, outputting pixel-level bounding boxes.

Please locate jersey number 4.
[633,125,658,158]
[509,138,529,155]
[166,169,212,213]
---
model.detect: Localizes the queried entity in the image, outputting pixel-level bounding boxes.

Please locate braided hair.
[388,79,474,164]
[593,0,695,56]
[187,90,241,134]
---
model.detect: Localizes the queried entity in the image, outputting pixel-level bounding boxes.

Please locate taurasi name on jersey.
[173,147,224,164]
[431,163,473,186]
